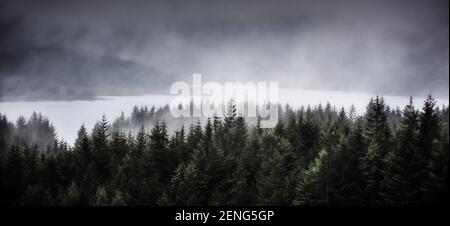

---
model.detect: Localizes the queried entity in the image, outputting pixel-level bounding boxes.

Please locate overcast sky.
[0,0,448,99]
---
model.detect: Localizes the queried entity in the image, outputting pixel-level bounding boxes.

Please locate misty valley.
[1,89,447,145]
[0,94,448,206]
[0,0,448,216]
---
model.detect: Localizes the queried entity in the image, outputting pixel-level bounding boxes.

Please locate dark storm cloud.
[0,0,448,100]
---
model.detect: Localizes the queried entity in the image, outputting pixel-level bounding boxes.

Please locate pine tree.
[319,122,341,204]
[4,145,25,205]
[92,115,111,185]
[286,113,299,148]
[149,122,171,185]
[229,121,263,205]
[416,95,441,203]
[165,157,210,206]
[299,107,320,165]
[422,124,448,205]
[0,114,13,162]
[274,119,286,138]
[170,126,187,163]
[361,96,391,205]
[186,121,202,160]
[73,125,96,204]
[256,136,293,205]
[233,116,248,152]
[117,125,161,205]
[337,107,350,135]
[184,153,210,205]
[22,144,40,187]
[110,130,128,175]
[294,149,330,206]
[229,160,254,205]
[135,125,147,157]
[421,101,447,205]
[381,97,420,205]
[333,123,365,205]
[166,163,189,205]
[202,119,213,153]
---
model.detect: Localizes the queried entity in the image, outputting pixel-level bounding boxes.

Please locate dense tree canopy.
[0,96,448,206]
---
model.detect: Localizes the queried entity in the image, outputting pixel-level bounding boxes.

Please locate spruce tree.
[381,97,419,205]
[361,96,391,205]
[256,136,293,205]
[229,121,263,205]
[186,121,202,160]
[149,122,171,185]
[299,107,320,165]
[92,115,111,185]
[420,99,447,205]
[333,124,365,205]
[73,125,96,204]
[117,125,160,205]
[416,95,441,203]
[4,145,25,205]
[294,149,330,206]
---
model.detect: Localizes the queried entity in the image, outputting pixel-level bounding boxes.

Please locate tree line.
[0,95,448,205]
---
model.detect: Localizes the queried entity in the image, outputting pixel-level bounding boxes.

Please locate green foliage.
[332,123,365,205]
[381,98,420,205]
[0,96,448,206]
[294,149,329,206]
[360,96,391,205]
[256,136,294,205]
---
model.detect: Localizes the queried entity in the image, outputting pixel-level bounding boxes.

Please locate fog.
[0,0,448,101]
[0,0,448,143]
[0,89,448,145]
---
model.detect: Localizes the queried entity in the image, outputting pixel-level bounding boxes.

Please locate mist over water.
[0,0,448,209]
[0,89,448,145]
[0,0,448,144]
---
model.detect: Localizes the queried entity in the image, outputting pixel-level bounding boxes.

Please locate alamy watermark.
[169,74,279,128]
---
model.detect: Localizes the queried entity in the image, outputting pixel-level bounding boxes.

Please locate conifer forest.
[0,96,448,206]
[0,0,448,210]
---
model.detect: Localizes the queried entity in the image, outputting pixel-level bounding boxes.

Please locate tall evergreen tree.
[333,122,365,205]
[149,122,171,185]
[418,95,446,204]
[92,115,111,185]
[117,125,160,205]
[361,96,391,205]
[73,125,96,204]
[299,107,320,165]
[421,122,448,205]
[381,97,420,205]
[256,136,293,205]
[294,149,330,206]
[3,145,25,205]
